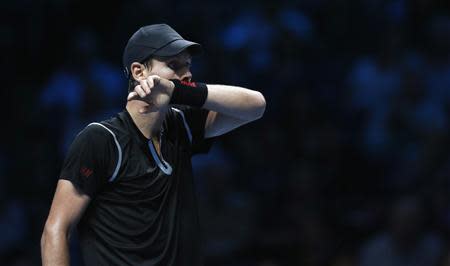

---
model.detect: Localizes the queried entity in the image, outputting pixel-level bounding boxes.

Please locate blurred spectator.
[347,29,404,157]
[359,196,444,266]
[38,29,125,154]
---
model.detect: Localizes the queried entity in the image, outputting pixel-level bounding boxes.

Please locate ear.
[130,62,147,81]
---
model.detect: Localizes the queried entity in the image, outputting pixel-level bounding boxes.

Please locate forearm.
[203,84,266,121]
[131,77,266,121]
[41,230,70,266]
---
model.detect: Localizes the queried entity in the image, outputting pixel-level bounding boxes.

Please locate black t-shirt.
[60,106,213,266]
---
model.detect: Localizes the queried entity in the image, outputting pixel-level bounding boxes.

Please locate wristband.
[169,79,208,107]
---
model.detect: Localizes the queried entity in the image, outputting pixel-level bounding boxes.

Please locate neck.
[126,100,167,139]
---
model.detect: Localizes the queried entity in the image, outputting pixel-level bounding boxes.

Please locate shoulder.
[166,106,184,118]
[164,106,190,128]
[71,122,118,151]
[79,112,128,141]
[167,106,209,125]
[166,106,195,130]
[78,123,113,140]
[169,105,206,115]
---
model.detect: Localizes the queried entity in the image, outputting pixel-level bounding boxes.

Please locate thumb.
[127,91,139,101]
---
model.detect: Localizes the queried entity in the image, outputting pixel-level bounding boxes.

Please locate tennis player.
[41,24,266,265]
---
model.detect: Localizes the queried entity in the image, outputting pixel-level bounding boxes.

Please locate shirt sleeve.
[59,124,117,198]
[170,106,215,154]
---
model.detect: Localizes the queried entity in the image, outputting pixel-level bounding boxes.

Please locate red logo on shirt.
[80,166,93,178]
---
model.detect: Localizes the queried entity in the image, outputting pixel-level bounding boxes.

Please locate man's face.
[147,51,193,81]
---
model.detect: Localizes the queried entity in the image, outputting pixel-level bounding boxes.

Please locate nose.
[180,70,192,82]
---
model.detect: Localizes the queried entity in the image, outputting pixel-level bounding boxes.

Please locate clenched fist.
[127,75,175,113]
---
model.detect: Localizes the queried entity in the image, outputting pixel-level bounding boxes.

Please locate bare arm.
[203,84,266,138]
[41,180,90,266]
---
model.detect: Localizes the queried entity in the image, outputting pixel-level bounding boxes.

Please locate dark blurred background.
[1,0,450,265]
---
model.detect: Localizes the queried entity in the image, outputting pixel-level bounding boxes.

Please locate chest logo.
[80,166,93,178]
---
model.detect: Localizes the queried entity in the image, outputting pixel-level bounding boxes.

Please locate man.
[41,24,265,265]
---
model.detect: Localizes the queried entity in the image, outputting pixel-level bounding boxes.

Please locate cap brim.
[153,39,202,57]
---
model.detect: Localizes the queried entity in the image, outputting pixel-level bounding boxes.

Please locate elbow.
[41,223,55,250]
[252,91,266,120]
[41,224,50,253]
[41,220,69,250]
[41,228,50,253]
[40,232,45,251]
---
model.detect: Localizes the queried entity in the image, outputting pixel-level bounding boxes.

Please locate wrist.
[169,79,208,107]
[166,79,175,96]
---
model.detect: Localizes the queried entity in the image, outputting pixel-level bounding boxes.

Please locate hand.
[127,75,175,112]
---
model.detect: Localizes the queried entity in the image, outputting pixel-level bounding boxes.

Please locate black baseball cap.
[123,24,202,78]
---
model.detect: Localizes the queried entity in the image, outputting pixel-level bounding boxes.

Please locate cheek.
[152,67,177,80]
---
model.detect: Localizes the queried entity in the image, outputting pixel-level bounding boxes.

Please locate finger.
[150,75,160,86]
[146,76,155,91]
[139,80,151,95]
[135,84,147,98]
[127,91,139,101]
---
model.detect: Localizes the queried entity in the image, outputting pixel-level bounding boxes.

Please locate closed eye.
[167,61,191,71]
